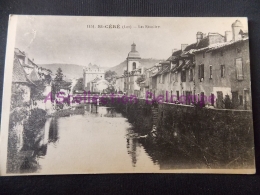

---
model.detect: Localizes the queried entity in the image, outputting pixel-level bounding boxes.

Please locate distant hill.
[39,63,107,79]
[109,58,163,76]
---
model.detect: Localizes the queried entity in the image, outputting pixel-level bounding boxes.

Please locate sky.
[13,16,248,68]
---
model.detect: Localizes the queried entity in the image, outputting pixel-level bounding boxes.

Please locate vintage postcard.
[0,16,255,175]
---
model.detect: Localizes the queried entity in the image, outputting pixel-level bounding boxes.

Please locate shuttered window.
[235,58,243,80]
[198,65,201,79]
[189,69,193,81]
[198,64,204,81]
[201,64,204,79]
[209,65,212,79]
[181,70,186,82]
[221,65,225,78]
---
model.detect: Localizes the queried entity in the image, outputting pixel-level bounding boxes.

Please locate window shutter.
[198,65,201,79]
[201,64,204,79]
[236,58,243,80]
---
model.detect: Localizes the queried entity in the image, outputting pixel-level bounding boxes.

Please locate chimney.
[225,31,232,42]
[232,20,243,41]
[181,44,188,51]
[196,32,203,43]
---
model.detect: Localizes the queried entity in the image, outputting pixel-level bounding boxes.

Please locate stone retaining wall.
[108,97,255,168]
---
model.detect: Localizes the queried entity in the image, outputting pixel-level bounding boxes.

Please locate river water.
[36,104,161,174]
[14,104,204,174]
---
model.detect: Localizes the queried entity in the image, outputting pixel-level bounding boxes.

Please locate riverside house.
[141,19,250,110]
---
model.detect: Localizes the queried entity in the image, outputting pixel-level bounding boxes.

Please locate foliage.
[224,95,232,109]
[55,67,63,81]
[52,68,72,101]
[11,85,27,109]
[136,74,145,86]
[73,78,83,91]
[31,82,46,101]
[104,84,115,94]
[23,108,47,150]
[9,107,29,130]
[105,70,117,83]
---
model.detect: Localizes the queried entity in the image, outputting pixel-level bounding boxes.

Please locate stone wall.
[156,102,255,168]
[111,97,255,168]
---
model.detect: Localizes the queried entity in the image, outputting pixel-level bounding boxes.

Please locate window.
[175,72,178,82]
[220,65,225,78]
[210,93,214,106]
[239,95,243,105]
[161,75,164,83]
[203,52,205,58]
[220,50,224,56]
[176,91,179,100]
[189,69,193,81]
[200,92,205,104]
[209,65,213,79]
[162,74,165,84]
[181,70,186,82]
[235,58,243,80]
[198,64,204,81]
[133,62,136,70]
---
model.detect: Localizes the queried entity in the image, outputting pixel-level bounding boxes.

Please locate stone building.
[83,63,105,92]
[115,76,125,93]
[14,48,36,76]
[193,20,250,109]
[143,19,250,110]
[124,43,143,96]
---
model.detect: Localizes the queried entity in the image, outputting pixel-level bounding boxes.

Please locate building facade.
[83,63,105,92]
[124,43,142,96]
[140,19,250,110]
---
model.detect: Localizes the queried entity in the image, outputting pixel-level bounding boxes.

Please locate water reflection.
[9,103,205,174]
[84,104,122,118]
[48,117,59,144]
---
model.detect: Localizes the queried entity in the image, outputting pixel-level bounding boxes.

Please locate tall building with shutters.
[193,20,250,110]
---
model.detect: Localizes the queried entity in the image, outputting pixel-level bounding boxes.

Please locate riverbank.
[109,98,255,169]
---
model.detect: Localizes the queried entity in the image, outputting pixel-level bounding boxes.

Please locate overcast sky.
[14,16,247,68]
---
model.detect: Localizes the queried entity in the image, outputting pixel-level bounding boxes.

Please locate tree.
[136,74,145,86]
[52,68,71,103]
[73,78,83,92]
[55,67,63,81]
[105,70,117,83]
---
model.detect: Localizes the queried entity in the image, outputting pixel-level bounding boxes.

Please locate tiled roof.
[161,66,170,75]
[193,37,249,53]
[167,50,182,62]
[14,48,25,57]
[12,57,29,83]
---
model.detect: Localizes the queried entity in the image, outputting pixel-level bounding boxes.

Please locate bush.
[23,108,47,150]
